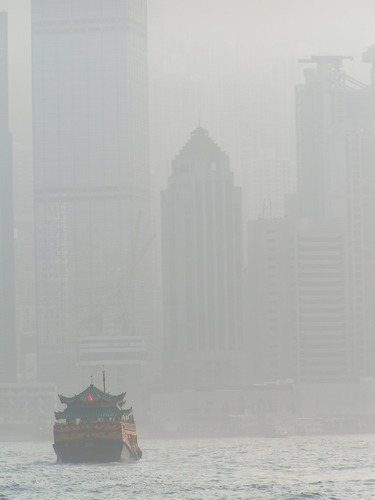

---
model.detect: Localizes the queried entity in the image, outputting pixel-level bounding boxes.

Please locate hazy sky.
[1,0,374,146]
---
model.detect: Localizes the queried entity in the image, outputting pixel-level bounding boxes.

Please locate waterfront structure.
[161,127,245,390]
[31,1,151,392]
[148,381,375,437]
[0,382,56,440]
[0,12,17,382]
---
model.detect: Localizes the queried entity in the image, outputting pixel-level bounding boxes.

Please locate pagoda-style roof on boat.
[58,384,126,405]
[55,405,133,420]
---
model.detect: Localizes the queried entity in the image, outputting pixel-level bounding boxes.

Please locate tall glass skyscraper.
[0,11,16,382]
[31,1,151,392]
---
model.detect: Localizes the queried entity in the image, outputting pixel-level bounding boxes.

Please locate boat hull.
[53,439,138,463]
[53,421,141,463]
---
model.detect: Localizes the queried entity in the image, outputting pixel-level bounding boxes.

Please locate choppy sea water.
[1,435,375,499]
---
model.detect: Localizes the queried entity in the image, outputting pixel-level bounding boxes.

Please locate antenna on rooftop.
[90,375,93,384]
[362,45,375,87]
[102,366,106,393]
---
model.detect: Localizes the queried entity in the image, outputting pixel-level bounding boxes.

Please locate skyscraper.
[294,218,350,382]
[295,54,375,378]
[161,127,245,390]
[31,1,151,392]
[0,11,16,382]
[12,145,37,382]
[247,53,375,385]
[247,218,296,384]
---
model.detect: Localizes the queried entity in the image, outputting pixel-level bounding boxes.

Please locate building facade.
[295,53,375,379]
[0,12,17,383]
[31,0,151,392]
[247,218,296,384]
[161,127,245,390]
[294,218,350,382]
[12,146,37,382]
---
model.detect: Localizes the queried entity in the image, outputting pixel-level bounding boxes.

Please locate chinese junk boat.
[53,383,142,463]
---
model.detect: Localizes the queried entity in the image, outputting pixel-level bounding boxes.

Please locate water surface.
[1,435,375,498]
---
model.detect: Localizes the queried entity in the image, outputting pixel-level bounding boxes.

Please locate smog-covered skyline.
[1,0,374,147]
[0,0,375,441]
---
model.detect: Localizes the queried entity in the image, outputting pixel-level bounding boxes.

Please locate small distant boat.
[53,382,142,463]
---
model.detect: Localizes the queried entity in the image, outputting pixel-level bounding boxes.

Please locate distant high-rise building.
[0,12,17,382]
[31,1,151,393]
[295,54,375,378]
[149,57,296,225]
[296,55,371,220]
[216,60,297,224]
[13,145,37,381]
[161,127,245,390]
[247,214,351,384]
[294,218,351,382]
[246,53,375,384]
[247,218,296,384]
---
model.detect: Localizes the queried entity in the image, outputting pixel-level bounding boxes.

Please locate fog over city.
[0,0,375,440]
